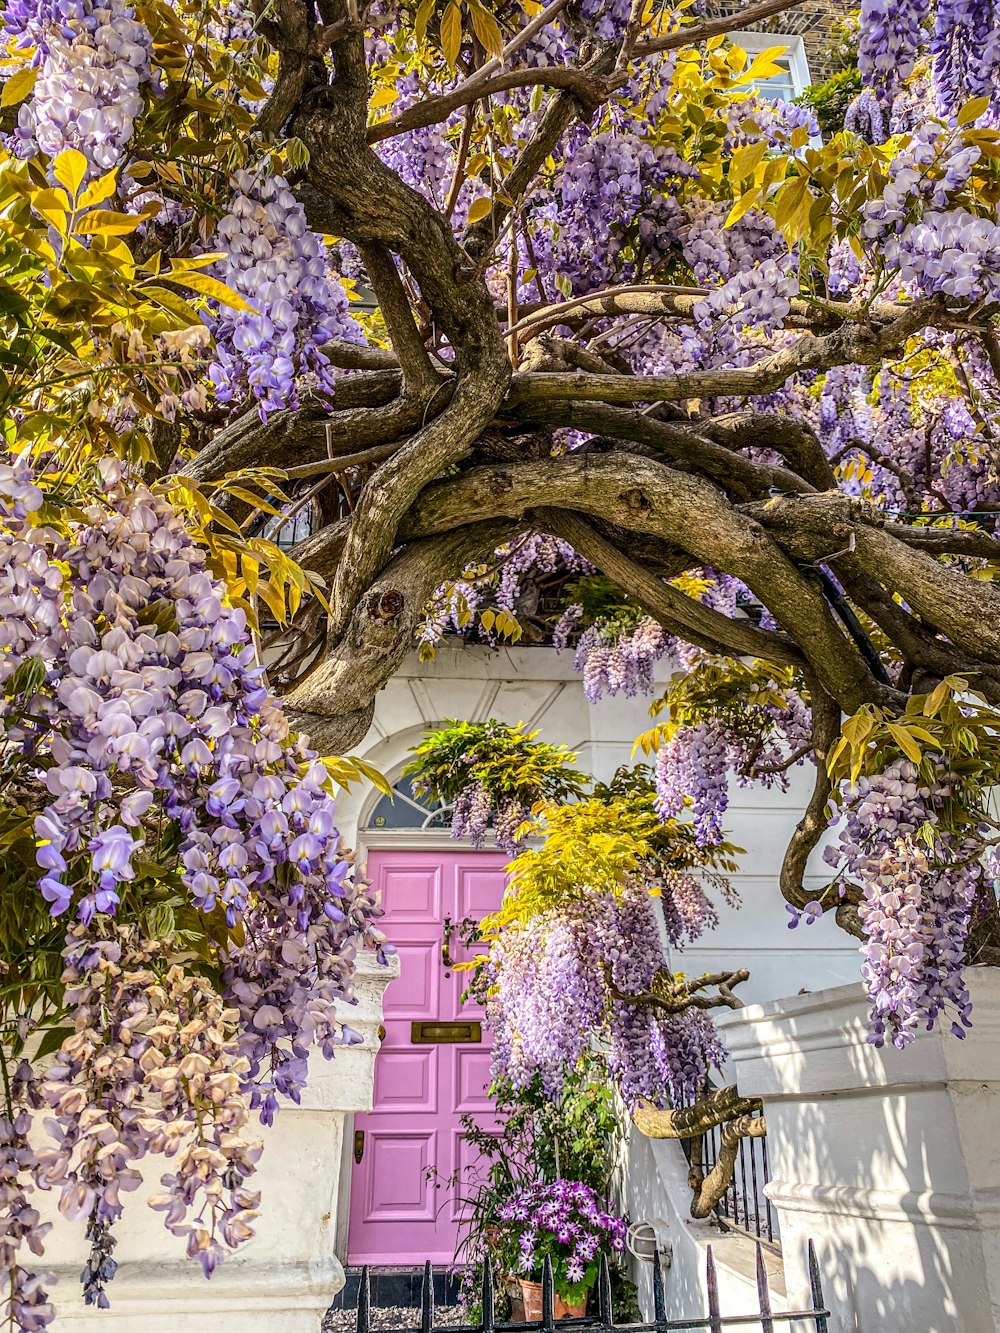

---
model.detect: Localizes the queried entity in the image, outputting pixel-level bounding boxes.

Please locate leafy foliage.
[404,719,587,850]
[796,66,863,136]
[485,773,740,933]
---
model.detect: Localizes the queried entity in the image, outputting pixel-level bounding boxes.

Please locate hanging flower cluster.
[203,170,363,418]
[483,877,727,1109]
[0,463,392,1316]
[827,759,982,1049]
[648,663,813,847]
[5,0,154,177]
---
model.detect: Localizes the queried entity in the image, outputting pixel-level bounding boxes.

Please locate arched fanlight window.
[365,773,453,831]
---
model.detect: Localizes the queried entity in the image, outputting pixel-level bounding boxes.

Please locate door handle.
[354,1130,365,1164]
[442,914,453,968]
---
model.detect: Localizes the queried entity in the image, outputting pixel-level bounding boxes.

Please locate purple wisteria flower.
[0,464,395,1312]
[826,759,981,1048]
[486,877,726,1109]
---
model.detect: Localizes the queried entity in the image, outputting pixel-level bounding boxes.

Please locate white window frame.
[730,30,813,101]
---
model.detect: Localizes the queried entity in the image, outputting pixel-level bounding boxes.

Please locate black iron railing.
[698,1120,778,1247]
[351,1244,829,1333]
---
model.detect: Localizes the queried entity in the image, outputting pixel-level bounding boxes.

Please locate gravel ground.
[323,1305,461,1331]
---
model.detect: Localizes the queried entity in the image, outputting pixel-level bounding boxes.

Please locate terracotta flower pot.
[518,1279,588,1321]
[508,1288,526,1323]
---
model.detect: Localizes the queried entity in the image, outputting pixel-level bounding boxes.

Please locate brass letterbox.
[410,1020,482,1044]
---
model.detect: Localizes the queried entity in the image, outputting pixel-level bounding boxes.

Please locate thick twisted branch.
[687,1116,768,1220]
[605,966,751,1015]
[632,1087,763,1139]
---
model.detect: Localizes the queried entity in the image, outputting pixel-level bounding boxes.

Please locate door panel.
[348,849,508,1265]
[372,1048,438,1112]
[454,1048,493,1113]
[362,1131,437,1221]
[382,938,441,1018]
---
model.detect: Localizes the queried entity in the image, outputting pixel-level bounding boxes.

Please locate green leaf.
[35,1026,73,1060]
[143,284,203,325]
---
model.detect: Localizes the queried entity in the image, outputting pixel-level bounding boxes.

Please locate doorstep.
[328,1267,466,1312]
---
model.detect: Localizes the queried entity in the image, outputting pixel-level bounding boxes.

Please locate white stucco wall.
[719,976,1000,1333]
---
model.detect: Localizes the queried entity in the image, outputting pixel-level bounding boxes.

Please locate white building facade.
[56,639,999,1332]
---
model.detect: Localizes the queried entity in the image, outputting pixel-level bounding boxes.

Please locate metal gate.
[348,1243,831,1333]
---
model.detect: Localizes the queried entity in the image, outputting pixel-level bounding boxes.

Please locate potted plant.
[498,1180,627,1320]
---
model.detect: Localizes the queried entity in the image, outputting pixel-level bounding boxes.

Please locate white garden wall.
[718,975,1000,1333]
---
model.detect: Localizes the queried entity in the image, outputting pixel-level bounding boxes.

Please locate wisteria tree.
[5,0,1000,1322]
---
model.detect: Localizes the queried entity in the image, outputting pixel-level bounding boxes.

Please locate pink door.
[348,849,509,1265]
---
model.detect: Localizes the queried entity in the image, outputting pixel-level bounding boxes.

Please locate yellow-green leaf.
[725,186,760,228]
[78,171,119,209]
[75,209,142,236]
[167,269,257,311]
[885,721,922,764]
[923,677,957,716]
[958,95,990,126]
[468,0,503,55]
[730,141,766,185]
[441,1,463,67]
[739,45,790,87]
[467,196,493,223]
[414,0,434,45]
[0,66,37,107]
[53,149,89,199]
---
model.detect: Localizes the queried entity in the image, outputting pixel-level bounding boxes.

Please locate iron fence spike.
[483,1251,496,1333]
[807,1239,830,1333]
[357,1265,371,1333]
[651,1245,666,1325]
[598,1251,613,1326]
[755,1243,774,1333]
[542,1253,555,1332]
[421,1259,434,1333]
[705,1245,722,1333]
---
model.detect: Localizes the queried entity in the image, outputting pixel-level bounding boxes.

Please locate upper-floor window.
[731,31,812,102]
